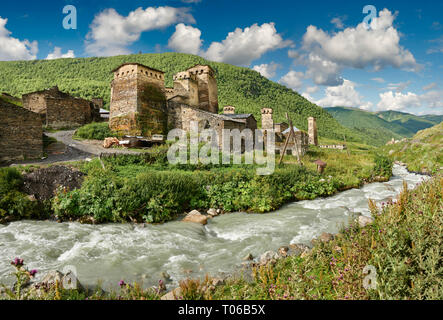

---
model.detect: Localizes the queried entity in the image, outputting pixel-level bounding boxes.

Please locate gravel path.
[10,130,141,167]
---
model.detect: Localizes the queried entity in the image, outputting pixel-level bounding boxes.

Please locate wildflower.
[29,269,38,277]
[119,280,126,287]
[11,258,24,267]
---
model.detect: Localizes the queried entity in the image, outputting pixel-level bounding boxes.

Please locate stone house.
[222,106,257,132]
[168,100,246,147]
[260,107,313,157]
[0,99,43,164]
[22,86,101,129]
[274,122,289,134]
[109,63,248,145]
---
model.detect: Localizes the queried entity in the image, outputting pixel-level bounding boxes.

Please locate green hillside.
[376,110,442,133]
[383,122,443,174]
[0,52,364,143]
[325,107,413,146]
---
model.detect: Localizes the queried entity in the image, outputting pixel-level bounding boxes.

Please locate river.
[0,165,429,290]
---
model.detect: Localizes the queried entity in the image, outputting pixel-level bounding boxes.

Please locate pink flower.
[11,258,24,267]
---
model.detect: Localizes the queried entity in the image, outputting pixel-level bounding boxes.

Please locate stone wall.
[223,106,235,114]
[308,117,318,146]
[261,108,274,130]
[172,72,199,108]
[22,87,99,129]
[0,100,43,163]
[187,65,219,114]
[320,144,347,150]
[110,64,167,137]
[22,93,47,115]
[276,131,309,157]
[167,101,245,147]
[45,98,92,129]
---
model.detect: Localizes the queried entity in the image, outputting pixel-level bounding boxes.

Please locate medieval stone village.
[0,62,346,165]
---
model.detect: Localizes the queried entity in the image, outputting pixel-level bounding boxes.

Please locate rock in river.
[183,210,208,225]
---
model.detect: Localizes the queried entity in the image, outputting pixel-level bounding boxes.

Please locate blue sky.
[0,0,442,115]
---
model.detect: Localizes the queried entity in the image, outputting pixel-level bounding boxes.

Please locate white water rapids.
[0,165,429,290]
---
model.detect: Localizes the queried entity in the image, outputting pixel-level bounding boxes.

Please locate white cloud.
[419,90,443,109]
[371,77,385,83]
[252,62,280,78]
[203,23,292,66]
[315,79,373,110]
[300,9,419,86]
[427,36,443,54]
[304,53,343,86]
[377,91,421,111]
[85,7,195,56]
[46,47,75,60]
[279,70,304,90]
[331,17,345,29]
[423,82,437,91]
[168,23,202,55]
[288,49,298,59]
[0,17,38,61]
[305,85,319,94]
[386,81,411,92]
[181,0,201,3]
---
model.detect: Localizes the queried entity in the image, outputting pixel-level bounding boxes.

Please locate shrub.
[0,168,46,222]
[74,122,114,140]
[373,154,393,178]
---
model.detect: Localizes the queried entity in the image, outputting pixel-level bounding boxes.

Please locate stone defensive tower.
[110,63,167,137]
[261,108,274,131]
[171,71,200,108]
[223,106,236,114]
[308,117,318,146]
[186,65,219,114]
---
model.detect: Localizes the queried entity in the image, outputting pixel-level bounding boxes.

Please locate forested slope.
[0,52,364,142]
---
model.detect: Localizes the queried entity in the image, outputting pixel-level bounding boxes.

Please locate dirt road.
[10,130,141,167]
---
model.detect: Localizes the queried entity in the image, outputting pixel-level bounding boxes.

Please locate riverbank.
[1,146,393,225]
[1,168,439,300]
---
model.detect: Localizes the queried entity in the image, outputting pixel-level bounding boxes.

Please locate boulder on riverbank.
[259,251,279,265]
[161,287,183,300]
[207,208,218,217]
[32,270,84,292]
[358,216,374,228]
[183,210,208,225]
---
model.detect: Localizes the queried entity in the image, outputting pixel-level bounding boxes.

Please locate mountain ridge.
[325,106,443,146]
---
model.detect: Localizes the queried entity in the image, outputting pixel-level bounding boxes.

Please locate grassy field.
[382,122,443,175]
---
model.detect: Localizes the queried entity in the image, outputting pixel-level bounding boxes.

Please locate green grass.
[73,122,115,140]
[0,52,370,144]
[382,122,443,174]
